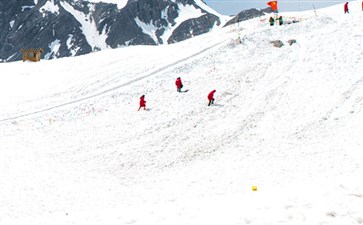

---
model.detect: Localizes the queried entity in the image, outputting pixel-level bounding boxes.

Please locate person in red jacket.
[208,90,216,106]
[138,95,146,111]
[175,77,183,92]
[344,2,349,13]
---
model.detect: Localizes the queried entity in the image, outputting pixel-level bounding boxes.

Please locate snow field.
[1,2,363,224]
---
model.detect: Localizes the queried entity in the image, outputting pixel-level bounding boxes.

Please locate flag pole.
[267,1,278,26]
[275,1,280,25]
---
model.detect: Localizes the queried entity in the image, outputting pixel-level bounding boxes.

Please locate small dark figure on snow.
[269,17,275,26]
[344,2,349,13]
[175,77,183,92]
[138,95,146,111]
[278,16,283,25]
[208,90,216,106]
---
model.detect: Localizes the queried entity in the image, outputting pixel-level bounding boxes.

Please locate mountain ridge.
[0,0,269,62]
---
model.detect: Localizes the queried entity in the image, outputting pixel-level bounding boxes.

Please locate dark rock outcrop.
[224,7,273,27]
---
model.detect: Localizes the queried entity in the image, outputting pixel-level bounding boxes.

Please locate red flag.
[267,1,278,11]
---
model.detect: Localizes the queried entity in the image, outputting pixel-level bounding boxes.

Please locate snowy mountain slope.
[86,0,128,9]
[0,1,363,225]
[0,0,232,62]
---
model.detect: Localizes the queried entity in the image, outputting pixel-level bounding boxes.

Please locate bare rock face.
[224,7,273,27]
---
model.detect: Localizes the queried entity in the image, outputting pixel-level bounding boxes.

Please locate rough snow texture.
[0,1,363,224]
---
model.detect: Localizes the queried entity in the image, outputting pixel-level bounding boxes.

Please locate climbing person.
[278,16,283,25]
[344,2,349,13]
[175,77,183,92]
[208,90,216,106]
[269,16,275,26]
[138,95,146,111]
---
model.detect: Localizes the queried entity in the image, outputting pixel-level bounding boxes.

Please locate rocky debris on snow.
[288,39,297,45]
[270,40,284,48]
